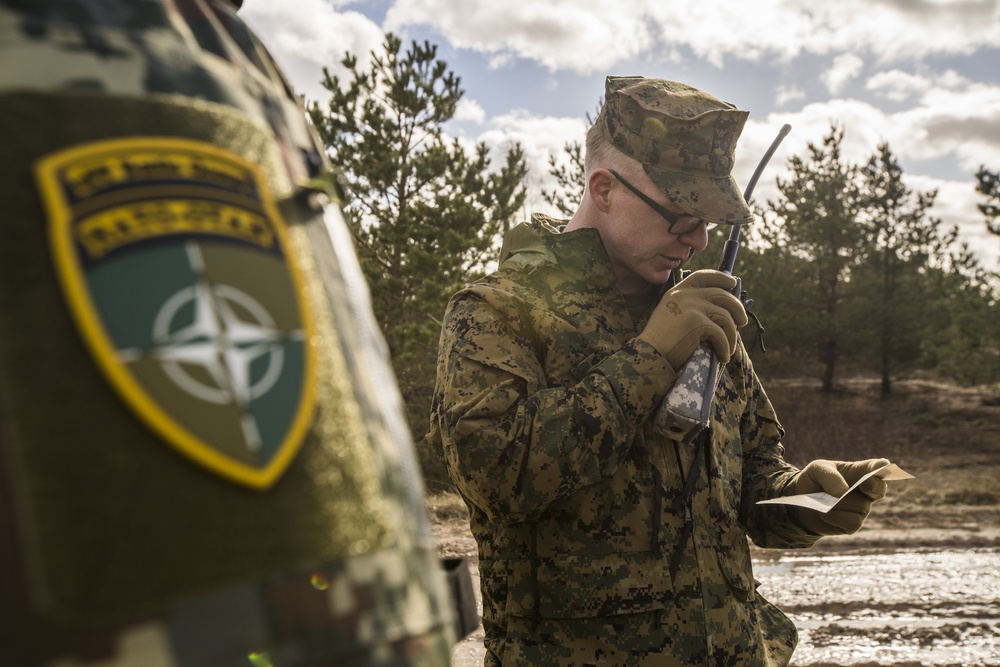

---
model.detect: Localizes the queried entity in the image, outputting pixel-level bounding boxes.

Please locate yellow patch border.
[35,137,317,490]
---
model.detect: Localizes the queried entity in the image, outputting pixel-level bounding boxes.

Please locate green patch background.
[88,240,306,466]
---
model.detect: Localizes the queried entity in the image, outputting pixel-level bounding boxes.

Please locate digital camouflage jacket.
[428,215,822,666]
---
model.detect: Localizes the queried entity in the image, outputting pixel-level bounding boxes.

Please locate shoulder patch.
[35,137,317,490]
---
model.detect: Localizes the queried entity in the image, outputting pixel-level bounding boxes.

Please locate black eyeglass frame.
[608,169,716,235]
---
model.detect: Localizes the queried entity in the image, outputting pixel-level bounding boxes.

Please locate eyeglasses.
[609,169,716,235]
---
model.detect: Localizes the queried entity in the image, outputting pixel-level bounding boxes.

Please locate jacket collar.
[499,214,621,291]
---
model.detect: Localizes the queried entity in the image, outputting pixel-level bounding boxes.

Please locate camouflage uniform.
[0,1,457,665]
[428,215,821,666]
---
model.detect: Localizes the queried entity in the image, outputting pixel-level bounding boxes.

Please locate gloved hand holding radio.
[637,270,748,370]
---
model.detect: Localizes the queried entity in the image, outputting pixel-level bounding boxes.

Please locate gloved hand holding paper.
[758,462,914,513]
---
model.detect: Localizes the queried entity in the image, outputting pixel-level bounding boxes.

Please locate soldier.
[0,1,465,665]
[427,76,891,666]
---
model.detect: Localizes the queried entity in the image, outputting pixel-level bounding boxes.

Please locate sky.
[240,0,1000,268]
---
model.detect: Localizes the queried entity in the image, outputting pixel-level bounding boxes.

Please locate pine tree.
[856,142,949,395]
[309,34,527,448]
[920,241,1000,386]
[767,125,863,392]
[541,141,585,217]
[976,165,1000,237]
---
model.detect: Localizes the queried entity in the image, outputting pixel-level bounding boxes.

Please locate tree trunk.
[821,338,836,394]
[881,270,892,397]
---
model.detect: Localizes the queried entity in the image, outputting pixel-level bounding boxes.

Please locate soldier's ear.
[588,169,615,214]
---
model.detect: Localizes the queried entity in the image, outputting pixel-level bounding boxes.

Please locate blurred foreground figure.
[0,1,466,665]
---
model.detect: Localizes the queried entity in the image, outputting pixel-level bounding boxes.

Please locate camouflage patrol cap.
[598,76,752,225]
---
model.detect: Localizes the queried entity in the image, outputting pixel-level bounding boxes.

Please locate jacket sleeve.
[735,350,821,549]
[430,287,676,525]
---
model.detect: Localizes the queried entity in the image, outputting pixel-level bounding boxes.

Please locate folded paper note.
[757,463,914,513]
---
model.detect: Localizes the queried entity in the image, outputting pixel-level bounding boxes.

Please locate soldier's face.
[600,169,710,294]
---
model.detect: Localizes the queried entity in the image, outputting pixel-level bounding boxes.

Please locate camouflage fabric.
[0,1,454,665]
[598,76,752,225]
[428,216,822,666]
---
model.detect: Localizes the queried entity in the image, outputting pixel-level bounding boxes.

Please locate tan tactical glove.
[791,458,890,535]
[637,270,748,370]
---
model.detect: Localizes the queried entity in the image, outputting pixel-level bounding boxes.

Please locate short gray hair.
[584,119,642,183]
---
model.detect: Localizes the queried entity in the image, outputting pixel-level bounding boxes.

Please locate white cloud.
[914,84,1000,172]
[240,0,385,103]
[468,111,590,214]
[775,84,806,108]
[866,69,934,102]
[385,0,654,73]
[383,0,1000,73]
[822,54,864,95]
[657,1,988,67]
[737,99,891,185]
[454,98,487,124]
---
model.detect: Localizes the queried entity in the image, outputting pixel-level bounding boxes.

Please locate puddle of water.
[756,548,1000,666]
[793,635,998,667]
